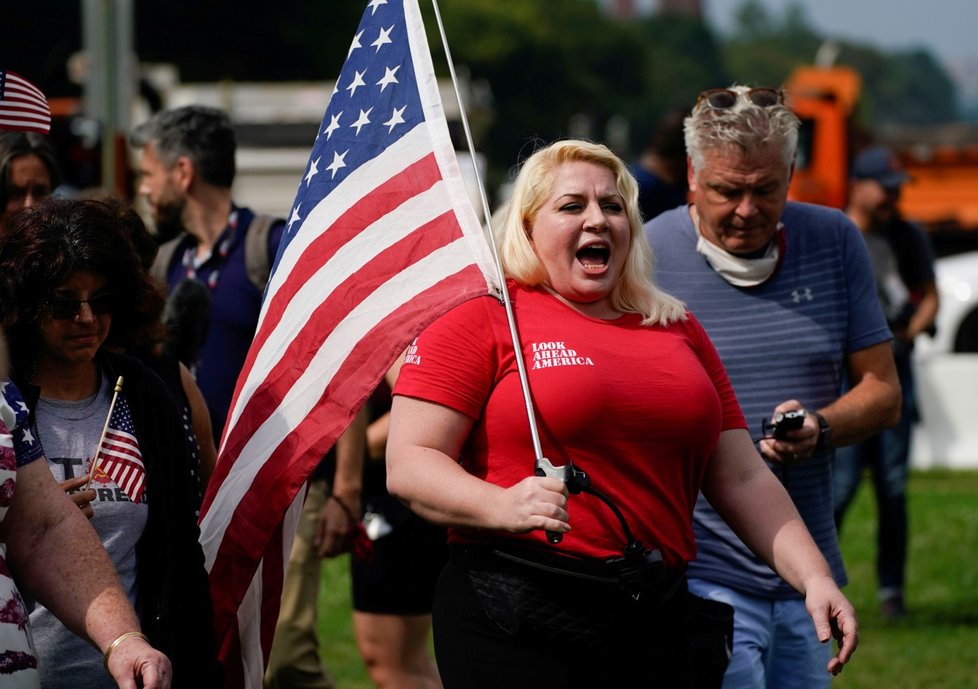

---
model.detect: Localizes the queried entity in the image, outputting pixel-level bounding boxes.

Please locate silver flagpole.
[429,0,572,541]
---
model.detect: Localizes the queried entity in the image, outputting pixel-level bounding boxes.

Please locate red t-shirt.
[394,284,745,566]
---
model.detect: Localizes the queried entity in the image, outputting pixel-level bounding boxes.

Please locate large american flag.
[93,399,146,505]
[197,0,498,684]
[0,71,51,134]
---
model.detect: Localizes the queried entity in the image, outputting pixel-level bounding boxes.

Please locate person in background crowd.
[268,358,444,689]
[130,105,285,442]
[834,145,939,620]
[0,197,221,687]
[646,86,901,689]
[0,131,61,225]
[631,106,690,222]
[264,410,367,689]
[387,138,858,689]
[109,197,218,507]
[351,359,445,689]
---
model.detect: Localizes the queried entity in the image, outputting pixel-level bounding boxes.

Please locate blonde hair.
[495,139,685,326]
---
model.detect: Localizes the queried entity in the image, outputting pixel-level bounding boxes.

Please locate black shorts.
[350,494,448,615]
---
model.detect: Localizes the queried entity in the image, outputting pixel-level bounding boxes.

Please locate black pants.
[432,547,692,689]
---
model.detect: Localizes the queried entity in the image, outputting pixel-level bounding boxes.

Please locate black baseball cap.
[850,146,909,190]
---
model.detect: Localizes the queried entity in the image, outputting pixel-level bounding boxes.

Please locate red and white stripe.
[0,71,51,134]
[97,428,145,504]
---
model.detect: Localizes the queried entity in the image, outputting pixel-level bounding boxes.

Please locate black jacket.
[18,350,223,686]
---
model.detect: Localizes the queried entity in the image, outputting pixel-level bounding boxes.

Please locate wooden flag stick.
[85,376,124,491]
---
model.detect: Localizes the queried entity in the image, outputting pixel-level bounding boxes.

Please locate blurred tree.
[732,0,774,39]
[633,12,728,136]
[720,0,957,127]
[850,47,957,125]
[433,0,647,192]
[721,0,822,87]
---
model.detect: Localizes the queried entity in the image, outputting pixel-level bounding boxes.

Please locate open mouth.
[576,244,610,271]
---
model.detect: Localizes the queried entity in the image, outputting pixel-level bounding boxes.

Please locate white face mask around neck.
[692,210,783,287]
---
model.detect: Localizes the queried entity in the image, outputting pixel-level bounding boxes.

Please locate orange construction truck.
[786,65,978,246]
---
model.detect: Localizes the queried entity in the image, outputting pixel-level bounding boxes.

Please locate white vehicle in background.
[911,250,978,469]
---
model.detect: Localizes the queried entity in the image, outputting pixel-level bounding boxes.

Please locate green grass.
[316,556,372,688]
[317,470,978,688]
[833,470,978,689]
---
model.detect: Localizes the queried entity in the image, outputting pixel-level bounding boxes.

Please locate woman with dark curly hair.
[0,197,222,688]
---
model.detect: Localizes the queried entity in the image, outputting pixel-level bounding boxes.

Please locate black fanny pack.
[454,543,685,604]
[453,543,688,650]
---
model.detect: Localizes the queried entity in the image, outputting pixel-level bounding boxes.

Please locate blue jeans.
[687,579,831,689]
[833,347,913,596]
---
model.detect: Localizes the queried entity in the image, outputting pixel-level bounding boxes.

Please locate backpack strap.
[150,235,185,287]
[244,213,282,292]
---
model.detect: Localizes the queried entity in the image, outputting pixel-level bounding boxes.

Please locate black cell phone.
[773,409,806,439]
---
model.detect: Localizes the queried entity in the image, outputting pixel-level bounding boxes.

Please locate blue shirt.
[646,202,891,598]
[161,206,285,441]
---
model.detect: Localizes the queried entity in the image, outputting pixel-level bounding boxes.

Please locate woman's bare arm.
[385,395,569,535]
[2,459,171,687]
[701,428,858,676]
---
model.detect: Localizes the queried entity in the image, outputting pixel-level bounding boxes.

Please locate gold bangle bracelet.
[103,631,149,672]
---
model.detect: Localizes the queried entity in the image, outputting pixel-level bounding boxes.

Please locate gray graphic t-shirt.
[29,374,149,688]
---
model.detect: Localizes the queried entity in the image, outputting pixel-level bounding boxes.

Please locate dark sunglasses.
[46,293,116,320]
[695,87,785,112]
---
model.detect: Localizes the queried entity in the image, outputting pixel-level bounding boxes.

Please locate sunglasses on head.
[695,87,785,112]
[46,293,116,320]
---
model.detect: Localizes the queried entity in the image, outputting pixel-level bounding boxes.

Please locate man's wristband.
[103,631,149,672]
[327,493,357,521]
[812,411,832,452]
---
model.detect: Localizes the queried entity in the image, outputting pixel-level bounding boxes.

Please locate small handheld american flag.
[88,377,146,504]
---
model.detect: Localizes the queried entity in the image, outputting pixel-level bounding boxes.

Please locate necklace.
[181,210,239,289]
